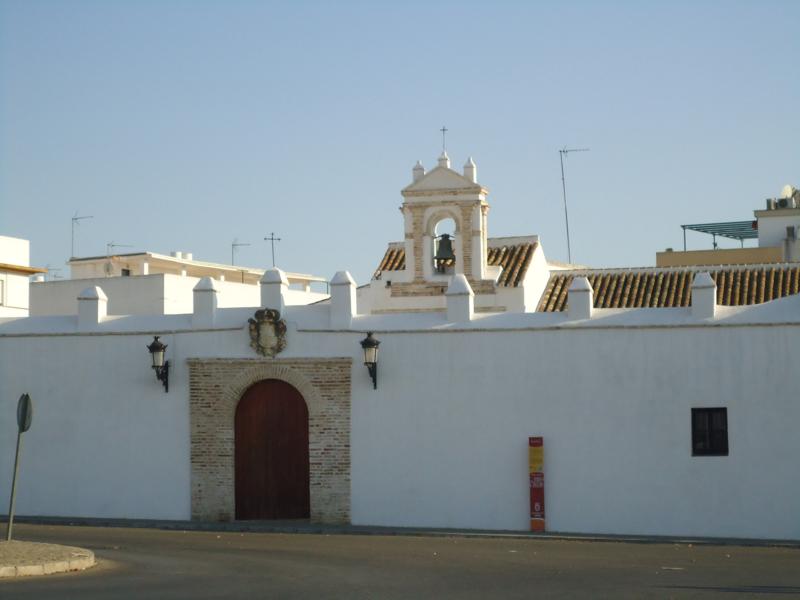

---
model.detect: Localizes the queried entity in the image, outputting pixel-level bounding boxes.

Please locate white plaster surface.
[30,274,326,317]
[757,210,800,248]
[1,282,800,539]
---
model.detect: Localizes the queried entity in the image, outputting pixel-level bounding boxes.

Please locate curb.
[0,542,95,578]
[9,516,800,549]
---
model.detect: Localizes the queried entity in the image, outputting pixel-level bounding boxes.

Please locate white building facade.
[1,159,799,541]
[0,235,46,318]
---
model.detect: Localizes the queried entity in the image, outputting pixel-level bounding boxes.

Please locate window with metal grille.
[692,407,728,456]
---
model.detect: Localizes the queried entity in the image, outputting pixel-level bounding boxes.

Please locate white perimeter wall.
[343,326,800,539]
[1,315,798,539]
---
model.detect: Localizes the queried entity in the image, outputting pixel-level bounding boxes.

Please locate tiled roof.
[376,245,406,274]
[373,241,538,288]
[537,265,800,312]
[489,243,537,287]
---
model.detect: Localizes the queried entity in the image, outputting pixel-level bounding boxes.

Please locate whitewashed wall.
[1,301,799,539]
[31,276,170,316]
[757,211,800,247]
[343,325,800,539]
[30,275,327,316]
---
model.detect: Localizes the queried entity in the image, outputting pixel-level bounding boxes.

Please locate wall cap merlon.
[330,271,356,286]
[77,286,108,301]
[193,277,219,292]
[568,276,593,292]
[445,274,475,297]
[260,268,289,285]
[692,271,716,289]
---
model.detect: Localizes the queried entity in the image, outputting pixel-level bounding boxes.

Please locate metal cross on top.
[264,232,281,267]
[440,126,448,152]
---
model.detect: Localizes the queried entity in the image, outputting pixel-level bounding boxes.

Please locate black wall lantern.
[360,332,380,390]
[147,335,170,393]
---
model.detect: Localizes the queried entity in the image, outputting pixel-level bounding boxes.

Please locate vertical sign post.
[529,436,545,532]
[6,393,33,542]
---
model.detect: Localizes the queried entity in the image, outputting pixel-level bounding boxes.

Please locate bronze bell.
[434,233,455,273]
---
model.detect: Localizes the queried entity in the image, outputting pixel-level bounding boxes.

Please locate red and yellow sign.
[529,436,545,532]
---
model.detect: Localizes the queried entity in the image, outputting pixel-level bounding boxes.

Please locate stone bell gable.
[396,152,497,290]
[361,154,550,314]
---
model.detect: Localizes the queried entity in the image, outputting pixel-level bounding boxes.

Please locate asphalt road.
[1,524,799,599]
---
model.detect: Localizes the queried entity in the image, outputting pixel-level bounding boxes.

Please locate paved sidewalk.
[0,540,95,577]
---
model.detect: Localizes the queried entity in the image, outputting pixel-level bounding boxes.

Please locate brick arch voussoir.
[221,363,323,421]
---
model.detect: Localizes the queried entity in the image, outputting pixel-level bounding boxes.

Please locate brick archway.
[188,358,351,523]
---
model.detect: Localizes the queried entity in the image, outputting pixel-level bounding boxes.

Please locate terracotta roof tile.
[376,246,406,273]
[373,240,538,287]
[537,265,800,312]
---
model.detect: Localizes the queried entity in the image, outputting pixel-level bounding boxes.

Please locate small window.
[121,268,131,277]
[692,408,728,456]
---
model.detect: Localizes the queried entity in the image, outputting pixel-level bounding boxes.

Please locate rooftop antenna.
[231,238,251,266]
[71,213,93,259]
[106,241,133,256]
[440,126,448,152]
[264,232,281,267]
[104,242,133,275]
[558,147,590,264]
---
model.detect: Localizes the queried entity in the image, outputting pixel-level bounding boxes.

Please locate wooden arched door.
[235,379,310,520]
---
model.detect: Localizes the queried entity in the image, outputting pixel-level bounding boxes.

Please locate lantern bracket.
[154,361,170,393]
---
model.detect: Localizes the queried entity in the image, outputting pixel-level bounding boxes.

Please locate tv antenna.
[106,242,133,256]
[71,213,93,259]
[231,238,251,266]
[559,147,590,264]
[104,242,133,276]
[264,232,281,267]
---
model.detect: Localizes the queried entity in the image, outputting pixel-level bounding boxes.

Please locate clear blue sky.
[1,0,798,283]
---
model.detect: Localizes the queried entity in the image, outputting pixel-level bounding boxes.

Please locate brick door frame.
[188,357,351,523]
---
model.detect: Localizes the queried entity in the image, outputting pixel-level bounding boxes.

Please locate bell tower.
[399,153,493,288]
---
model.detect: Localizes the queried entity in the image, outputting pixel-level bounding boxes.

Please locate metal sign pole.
[6,393,32,542]
[6,431,23,541]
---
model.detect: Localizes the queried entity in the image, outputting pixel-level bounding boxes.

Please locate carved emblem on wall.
[248,308,287,358]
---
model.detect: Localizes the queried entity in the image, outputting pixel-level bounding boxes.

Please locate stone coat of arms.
[248,308,287,357]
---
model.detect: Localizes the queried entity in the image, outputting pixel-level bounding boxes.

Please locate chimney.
[77,286,108,329]
[567,277,593,320]
[260,267,288,314]
[463,157,477,183]
[691,272,716,319]
[330,271,357,329]
[192,277,218,328]
[445,274,474,322]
